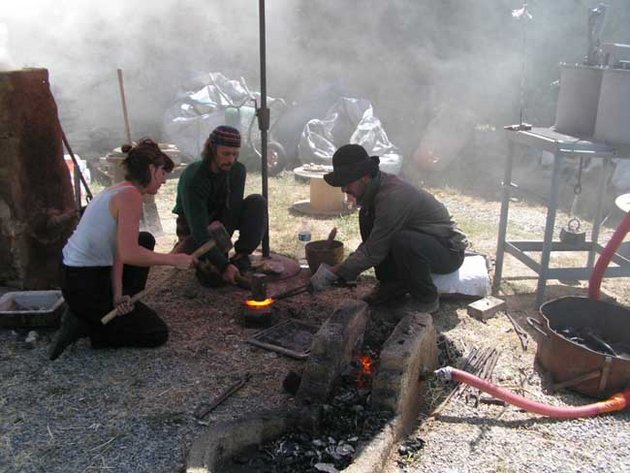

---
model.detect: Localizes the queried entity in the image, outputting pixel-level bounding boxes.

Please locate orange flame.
[359,354,375,377]
[244,298,275,308]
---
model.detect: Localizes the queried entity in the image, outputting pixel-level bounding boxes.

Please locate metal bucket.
[594,68,630,146]
[554,64,603,138]
[529,296,630,398]
[305,240,344,275]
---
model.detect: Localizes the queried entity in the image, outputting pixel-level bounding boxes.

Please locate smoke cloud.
[2,0,630,167]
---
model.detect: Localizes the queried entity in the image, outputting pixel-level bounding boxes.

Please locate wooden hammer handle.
[101,239,217,325]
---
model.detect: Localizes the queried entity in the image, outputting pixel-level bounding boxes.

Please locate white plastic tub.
[0,290,65,328]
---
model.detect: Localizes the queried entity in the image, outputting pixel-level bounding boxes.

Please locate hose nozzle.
[434,366,454,381]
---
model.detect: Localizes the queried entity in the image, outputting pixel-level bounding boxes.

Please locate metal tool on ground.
[194,372,252,419]
[467,349,500,407]
[447,346,500,408]
[506,311,530,351]
[270,284,310,301]
[270,276,356,302]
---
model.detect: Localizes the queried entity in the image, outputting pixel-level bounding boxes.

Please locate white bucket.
[554,63,603,138]
[594,68,630,146]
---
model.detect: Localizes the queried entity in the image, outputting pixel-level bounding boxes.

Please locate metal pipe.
[588,211,630,300]
[258,0,270,257]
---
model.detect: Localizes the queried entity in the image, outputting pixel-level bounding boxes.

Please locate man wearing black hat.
[172,125,266,286]
[312,144,467,313]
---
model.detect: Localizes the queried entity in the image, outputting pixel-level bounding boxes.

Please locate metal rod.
[60,125,93,204]
[194,373,251,419]
[493,137,515,294]
[537,148,563,306]
[271,284,310,301]
[258,0,270,257]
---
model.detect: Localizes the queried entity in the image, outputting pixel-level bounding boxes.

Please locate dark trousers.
[374,230,465,302]
[60,232,168,348]
[174,194,267,256]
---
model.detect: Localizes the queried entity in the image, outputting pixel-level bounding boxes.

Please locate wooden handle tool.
[100,239,217,325]
[326,227,337,249]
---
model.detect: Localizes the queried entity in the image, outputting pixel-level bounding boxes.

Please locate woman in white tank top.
[50,138,196,360]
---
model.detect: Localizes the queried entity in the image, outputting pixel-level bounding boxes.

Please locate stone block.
[467,295,506,321]
[371,312,438,431]
[297,299,368,404]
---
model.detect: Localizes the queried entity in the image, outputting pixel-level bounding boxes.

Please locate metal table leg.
[536,150,563,306]
[493,141,515,294]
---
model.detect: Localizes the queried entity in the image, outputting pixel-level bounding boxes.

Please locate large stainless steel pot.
[529,296,630,398]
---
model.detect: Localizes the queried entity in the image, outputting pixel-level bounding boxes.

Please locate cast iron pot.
[528,296,630,398]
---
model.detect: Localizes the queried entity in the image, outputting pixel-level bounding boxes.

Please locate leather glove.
[308,263,338,293]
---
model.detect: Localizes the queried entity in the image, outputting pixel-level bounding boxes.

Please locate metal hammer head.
[208,221,233,253]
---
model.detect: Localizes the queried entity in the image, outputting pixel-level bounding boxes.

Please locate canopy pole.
[258,0,270,257]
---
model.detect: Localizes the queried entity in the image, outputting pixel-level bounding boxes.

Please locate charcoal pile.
[222,373,393,473]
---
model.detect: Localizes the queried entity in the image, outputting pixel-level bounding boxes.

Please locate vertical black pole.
[258,0,270,257]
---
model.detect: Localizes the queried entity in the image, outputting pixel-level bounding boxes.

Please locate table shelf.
[493,126,630,306]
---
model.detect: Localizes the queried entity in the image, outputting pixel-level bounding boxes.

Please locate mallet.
[101,223,233,325]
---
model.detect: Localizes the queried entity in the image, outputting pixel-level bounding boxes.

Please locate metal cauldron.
[528,296,630,398]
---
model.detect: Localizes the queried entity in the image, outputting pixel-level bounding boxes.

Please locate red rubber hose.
[588,212,630,300]
[436,367,630,418]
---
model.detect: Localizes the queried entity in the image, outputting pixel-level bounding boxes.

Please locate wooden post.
[116,68,162,235]
[117,68,132,145]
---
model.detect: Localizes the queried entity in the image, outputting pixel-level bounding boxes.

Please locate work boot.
[230,254,252,273]
[362,281,408,306]
[49,307,88,360]
[410,296,440,314]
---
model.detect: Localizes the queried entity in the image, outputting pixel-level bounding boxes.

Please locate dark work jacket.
[336,172,468,282]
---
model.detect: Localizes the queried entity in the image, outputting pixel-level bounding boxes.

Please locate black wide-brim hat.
[324,144,379,187]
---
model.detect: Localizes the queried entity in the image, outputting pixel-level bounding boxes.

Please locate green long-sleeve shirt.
[173,160,246,270]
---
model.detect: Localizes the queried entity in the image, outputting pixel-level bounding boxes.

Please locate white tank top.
[63,185,134,267]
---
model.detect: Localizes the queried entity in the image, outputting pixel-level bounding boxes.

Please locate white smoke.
[2,0,630,165]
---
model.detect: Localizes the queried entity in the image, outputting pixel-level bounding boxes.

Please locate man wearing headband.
[310,144,467,313]
[172,125,266,286]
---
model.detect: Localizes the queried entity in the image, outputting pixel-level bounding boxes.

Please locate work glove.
[308,263,338,293]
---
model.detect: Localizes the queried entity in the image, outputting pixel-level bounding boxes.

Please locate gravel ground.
[384,287,630,473]
[1,178,629,473]
[0,266,318,473]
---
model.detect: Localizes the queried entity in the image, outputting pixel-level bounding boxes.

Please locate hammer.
[100,222,234,325]
[196,221,251,289]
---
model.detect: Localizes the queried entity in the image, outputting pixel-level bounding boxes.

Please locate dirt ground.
[1,174,629,472]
